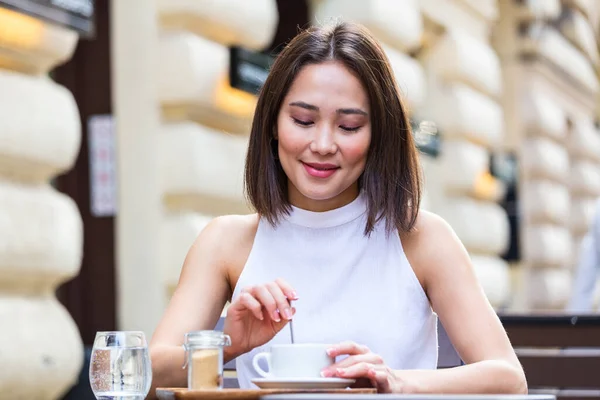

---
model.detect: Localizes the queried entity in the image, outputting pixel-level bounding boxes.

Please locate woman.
[568,197,600,312]
[149,21,527,395]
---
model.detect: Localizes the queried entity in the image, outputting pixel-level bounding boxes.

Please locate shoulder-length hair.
[244,21,422,235]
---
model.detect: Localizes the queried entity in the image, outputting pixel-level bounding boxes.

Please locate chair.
[500,314,600,400]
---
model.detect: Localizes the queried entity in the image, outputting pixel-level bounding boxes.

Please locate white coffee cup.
[252,343,334,378]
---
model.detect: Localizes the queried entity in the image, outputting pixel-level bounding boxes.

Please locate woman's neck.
[288,184,359,212]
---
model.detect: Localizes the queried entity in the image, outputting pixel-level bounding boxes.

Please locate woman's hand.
[322,341,405,393]
[223,278,297,360]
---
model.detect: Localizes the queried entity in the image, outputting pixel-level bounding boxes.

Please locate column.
[111,0,165,336]
[0,6,83,399]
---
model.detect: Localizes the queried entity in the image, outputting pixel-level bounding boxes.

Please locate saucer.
[252,377,355,390]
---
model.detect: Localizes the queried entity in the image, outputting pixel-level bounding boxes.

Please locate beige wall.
[0,6,83,399]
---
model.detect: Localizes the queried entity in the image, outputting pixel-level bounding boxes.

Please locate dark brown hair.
[244,21,422,235]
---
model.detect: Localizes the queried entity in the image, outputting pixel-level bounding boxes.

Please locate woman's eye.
[292,118,313,127]
[340,126,361,132]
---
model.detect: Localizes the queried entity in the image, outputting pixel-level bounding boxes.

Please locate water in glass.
[90,331,152,399]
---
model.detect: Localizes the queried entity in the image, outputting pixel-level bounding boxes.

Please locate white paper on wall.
[88,114,118,217]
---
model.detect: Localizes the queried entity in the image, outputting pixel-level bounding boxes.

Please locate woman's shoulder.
[200,213,260,254]
[173,213,260,299]
[400,209,466,289]
[207,213,260,231]
[203,214,261,290]
[400,209,456,246]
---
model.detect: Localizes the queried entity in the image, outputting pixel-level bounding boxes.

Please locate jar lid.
[184,330,231,349]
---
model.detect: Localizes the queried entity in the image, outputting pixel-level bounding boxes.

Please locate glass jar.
[183,330,231,390]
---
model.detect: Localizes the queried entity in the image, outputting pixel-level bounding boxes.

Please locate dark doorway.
[52,0,117,346]
[265,0,310,54]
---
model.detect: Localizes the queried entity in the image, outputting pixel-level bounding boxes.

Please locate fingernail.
[290,291,298,300]
[336,368,345,375]
[321,370,333,378]
[326,348,335,356]
[283,308,293,320]
[272,311,281,322]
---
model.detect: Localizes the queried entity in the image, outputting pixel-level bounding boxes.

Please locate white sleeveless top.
[231,192,438,388]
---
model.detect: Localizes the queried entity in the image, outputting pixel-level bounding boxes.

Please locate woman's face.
[276,61,371,212]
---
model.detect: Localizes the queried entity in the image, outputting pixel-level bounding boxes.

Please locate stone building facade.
[1,0,600,397]
[495,0,600,310]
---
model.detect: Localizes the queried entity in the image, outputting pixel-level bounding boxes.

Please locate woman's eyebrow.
[289,101,318,111]
[289,101,368,116]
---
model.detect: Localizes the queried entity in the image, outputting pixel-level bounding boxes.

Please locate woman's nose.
[309,125,337,155]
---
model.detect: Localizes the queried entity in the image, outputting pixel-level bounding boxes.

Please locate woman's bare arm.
[398,211,527,394]
[148,214,258,397]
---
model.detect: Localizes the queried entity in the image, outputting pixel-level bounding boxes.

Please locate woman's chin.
[297,187,340,202]
[288,177,359,207]
[294,187,358,208]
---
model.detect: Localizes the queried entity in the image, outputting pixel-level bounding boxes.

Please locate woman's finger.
[275,278,298,300]
[368,368,392,393]
[229,291,264,321]
[334,353,384,368]
[327,341,370,357]
[239,292,264,321]
[266,281,294,320]
[252,285,281,322]
[335,361,372,378]
[322,353,384,376]
[337,363,393,393]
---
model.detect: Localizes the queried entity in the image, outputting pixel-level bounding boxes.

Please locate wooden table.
[156,388,376,400]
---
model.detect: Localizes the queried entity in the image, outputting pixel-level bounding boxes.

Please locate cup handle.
[252,352,271,378]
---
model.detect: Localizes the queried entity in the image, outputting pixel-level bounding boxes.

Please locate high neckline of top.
[285,192,367,229]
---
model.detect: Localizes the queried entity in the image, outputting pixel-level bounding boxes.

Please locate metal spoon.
[288,300,295,344]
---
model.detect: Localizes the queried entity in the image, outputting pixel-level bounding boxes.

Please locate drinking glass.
[89,331,152,399]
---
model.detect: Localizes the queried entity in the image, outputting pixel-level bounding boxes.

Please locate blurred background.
[1,0,600,398]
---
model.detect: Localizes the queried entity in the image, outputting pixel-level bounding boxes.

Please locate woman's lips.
[302,162,339,179]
